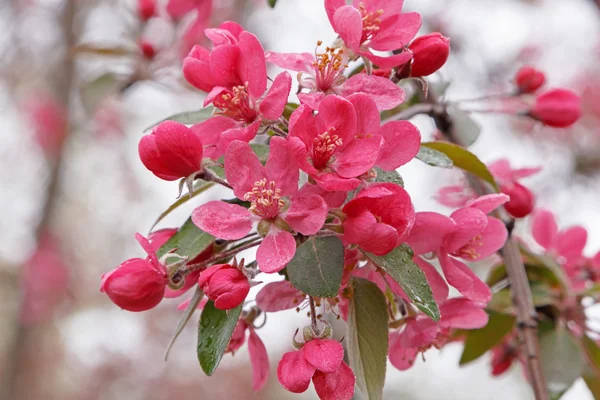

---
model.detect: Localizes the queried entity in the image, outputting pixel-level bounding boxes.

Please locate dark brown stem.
[308,296,320,336]
[182,239,262,275]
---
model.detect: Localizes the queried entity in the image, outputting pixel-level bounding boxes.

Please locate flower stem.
[201,168,232,189]
[182,238,262,276]
[308,296,320,336]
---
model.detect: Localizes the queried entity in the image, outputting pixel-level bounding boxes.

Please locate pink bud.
[514,66,545,94]
[198,264,250,310]
[501,182,535,218]
[530,89,581,128]
[137,0,155,21]
[138,121,204,181]
[23,93,67,157]
[408,33,450,77]
[101,258,168,312]
[138,40,156,60]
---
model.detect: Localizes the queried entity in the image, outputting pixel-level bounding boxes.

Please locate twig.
[383,103,437,122]
[308,296,320,336]
[182,239,262,275]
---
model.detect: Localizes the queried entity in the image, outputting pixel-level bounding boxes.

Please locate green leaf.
[144,107,214,131]
[540,326,585,398]
[459,310,515,365]
[415,146,454,168]
[267,0,277,7]
[282,102,299,120]
[197,301,242,376]
[148,180,214,232]
[156,217,214,259]
[348,278,389,400]
[421,141,499,191]
[363,244,440,321]
[286,236,344,298]
[373,167,404,187]
[81,72,125,113]
[449,108,481,147]
[164,287,204,361]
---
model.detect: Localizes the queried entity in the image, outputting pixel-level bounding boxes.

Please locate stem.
[383,103,436,122]
[201,169,232,189]
[308,296,320,336]
[183,239,262,275]
[269,125,288,137]
[452,92,514,104]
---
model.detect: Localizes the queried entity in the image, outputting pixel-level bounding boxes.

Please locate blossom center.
[312,127,343,169]
[243,178,284,219]
[214,83,257,123]
[358,3,383,43]
[312,41,348,91]
[453,234,483,261]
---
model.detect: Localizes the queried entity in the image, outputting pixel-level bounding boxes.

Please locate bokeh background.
[1,0,600,398]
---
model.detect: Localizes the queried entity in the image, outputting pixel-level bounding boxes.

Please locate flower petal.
[284,194,328,235]
[406,212,455,255]
[191,116,236,160]
[369,12,422,51]
[360,50,412,69]
[413,256,449,303]
[256,281,305,312]
[256,230,296,273]
[210,44,241,87]
[464,194,509,214]
[238,31,267,99]
[333,134,383,178]
[556,226,587,262]
[343,209,399,255]
[248,328,270,392]
[183,45,215,92]
[376,120,421,170]
[346,93,381,135]
[333,5,363,51]
[315,95,357,145]
[192,201,253,240]
[265,136,299,197]
[532,209,558,251]
[259,71,292,121]
[389,331,419,371]
[224,140,265,199]
[265,51,314,73]
[341,74,405,111]
[439,253,491,305]
[444,207,488,253]
[219,120,260,157]
[303,339,344,373]
[312,362,356,400]
[439,298,489,330]
[277,349,316,393]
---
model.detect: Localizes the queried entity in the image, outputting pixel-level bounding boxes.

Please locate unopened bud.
[408,33,450,77]
[515,66,545,94]
[529,89,581,128]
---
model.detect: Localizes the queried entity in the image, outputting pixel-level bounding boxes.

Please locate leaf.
[373,167,404,187]
[582,335,600,373]
[348,278,389,400]
[144,107,214,131]
[197,301,243,376]
[540,326,585,398]
[156,217,214,259]
[164,287,204,361]
[282,102,299,120]
[449,108,481,147]
[148,180,214,233]
[267,0,277,7]
[421,141,499,191]
[363,244,440,321]
[459,310,515,365]
[415,146,454,168]
[286,236,344,298]
[584,376,600,400]
[80,72,124,113]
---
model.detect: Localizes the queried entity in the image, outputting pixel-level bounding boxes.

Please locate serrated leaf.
[197,301,242,375]
[348,278,388,400]
[164,287,204,361]
[459,310,515,365]
[267,0,277,7]
[421,141,499,191]
[449,108,481,147]
[148,180,214,233]
[144,107,214,131]
[286,236,344,298]
[363,244,440,321]
[81,72,124,113]
[156,217,214,259]
[373,167,404,187]
[416,146,454,168]
[540,326,585,397]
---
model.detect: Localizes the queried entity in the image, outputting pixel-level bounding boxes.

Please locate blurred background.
[1,0,600,398]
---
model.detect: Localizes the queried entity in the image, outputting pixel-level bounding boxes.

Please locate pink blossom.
[342,183,415,255]
[488,159,540,218]
[325,0,420,68]
[192,138,328,273]
[179,0,213,58]
[23,93,67,157]
[277,339,355,399]
[435,184,476,208]
[166,0,210,20]
[198,263,250,310]
[256,281,306,312]
[407,194,509,303]
[531,209,587,267]
[224,320,270,391]
[265,48,405,110]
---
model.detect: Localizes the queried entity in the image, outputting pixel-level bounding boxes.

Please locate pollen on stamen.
[243,178,284,219]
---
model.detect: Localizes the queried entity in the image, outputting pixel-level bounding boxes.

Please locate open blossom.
[488,159,540,218]
[325,0,420,68]
[101,234,168,312]
[407,194,509,304]
[530,89,581,128]
[192,138,327,273]
[532,209,587,267]
[138,121,204,181]
[198,263,250,310]
[265,46,405,110]
[224,319,270,391]
[256,280,306,312]
[277,339,355,400]
[407,33,450,77]
[343,183,415,255]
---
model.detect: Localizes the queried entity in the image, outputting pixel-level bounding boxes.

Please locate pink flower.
[490,337,518,376]
[256,281,306,312]
[389,298,488,370]
[515,66,545,94]
[138,121,204,181]
[101,234,168,312]
[407,194,510,304]
[488,159,540,218]
[265,47,405,110]
[531,209,587,266]
[530,89,581,128]
[166,0,209,20]
[225,319,270,391]
[343,183,415,255]
[407,33,450,77]
[23,93,67,157]
[138,39,156,60]
[288,95,381,191]
[179,0,213,58]
[137,0,155,21]
[198,263,250,310]
[192,138,328,273]
[325,0,420,68]
[435,183,476,208]
[277,339,355,400]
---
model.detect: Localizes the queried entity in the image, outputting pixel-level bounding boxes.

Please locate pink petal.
[256,281,305,312]
[259,71,292,120]
[289,136,320,176]
[333,5,363,51]
[191,116,236,159]
[210,44,241,87]
[288,105,318,147]
[472,217,508,260]
[435,185,476,208]
[346,93,381,135]
[439,298,489,330]
[532,209,558,250]
[313,172,361,192]
[192,201,253,240]
[325,0,346,27]
[464,194,509,214]
[406,212,455,255]
[315,95,357,145]
[556,226,587,262]
[264,51,314,73]
[183,45,215,92]
[333,134,383,178]
[284,194,328,235]
[355,0,404,16]
[439,253,492,305]
[176,296,207,311]
[303,339,344,373]
[413,257,449,303]
[340,74,405,110]
[219,120,260,156]
[312,362,356,400]
[360,50,412,69]
[297,92,326,110]
[511,166,542,180]
[224,140,265,199]
[248,328,270,392]
[256,230,296,273]
[369,12,422,50]
[298,183,347,208]
[389,331,419,371]
[487,159,513,182]
[238,32,267,100]
[265,136,299,197]
[444,207,488,253]
[376,120,421,170]
[343,209,399,256]
[277,349,316,393]
[203,86,228,108]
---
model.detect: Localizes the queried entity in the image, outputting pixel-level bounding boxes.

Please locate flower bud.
[501,182,535,218]
[198,264,250,310]
[408,33,450,77]
[101,258,168,312]
[530,89,581,128]
[139,40,156,60]
[514,66,545,94]
[137,0,155,22]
